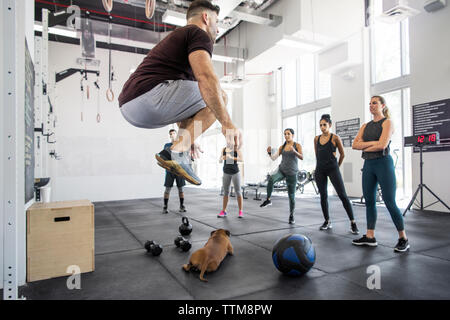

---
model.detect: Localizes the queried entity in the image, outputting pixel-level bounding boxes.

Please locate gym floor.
[16,188,450,300]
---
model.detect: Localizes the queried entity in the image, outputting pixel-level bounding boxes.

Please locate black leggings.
[315,164,354,222]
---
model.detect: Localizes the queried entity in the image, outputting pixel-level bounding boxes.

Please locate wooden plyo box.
[27,200,95,282]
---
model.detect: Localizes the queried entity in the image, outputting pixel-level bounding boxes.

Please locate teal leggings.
[267,169,297,214]
[362,155,404,231]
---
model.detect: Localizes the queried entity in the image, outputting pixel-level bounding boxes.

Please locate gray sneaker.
[156,150,202,185]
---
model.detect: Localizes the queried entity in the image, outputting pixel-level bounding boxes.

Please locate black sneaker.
[260,199,272,208]
[350,222,359,235]
[288,213,295,224]
[320,221,332,230]
[352,235,378,247]
[394,238,410,252]
[163,206,169,214]
[179,205,186,213]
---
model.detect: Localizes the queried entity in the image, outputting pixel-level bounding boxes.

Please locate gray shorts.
[120,80,206,129]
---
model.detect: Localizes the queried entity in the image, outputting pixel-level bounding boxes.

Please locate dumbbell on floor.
[174,236,192,252]
[144,240,163,256]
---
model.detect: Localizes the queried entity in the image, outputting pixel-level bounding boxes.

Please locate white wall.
[1,0,34,291]
[46,41,169,202]
[409,3,450,212]
[0,0,4,291]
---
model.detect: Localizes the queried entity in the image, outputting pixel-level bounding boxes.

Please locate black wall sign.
[25,39,35,203]
[412,98,450,153]
[336,118,360,148]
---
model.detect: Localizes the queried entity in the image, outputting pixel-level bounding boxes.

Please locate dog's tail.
[199,258,209,282]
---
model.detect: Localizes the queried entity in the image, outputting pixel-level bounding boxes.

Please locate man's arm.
[188,50,233,129]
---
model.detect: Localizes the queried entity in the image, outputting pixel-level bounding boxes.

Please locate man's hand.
[190,142,204,160]
[222,126,243,150]
[267,146,272,155]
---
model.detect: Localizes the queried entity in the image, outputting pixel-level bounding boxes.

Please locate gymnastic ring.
[106,88,114,102]
[102,0,113,13]
[96,113,101,123]
[145,0,156,20]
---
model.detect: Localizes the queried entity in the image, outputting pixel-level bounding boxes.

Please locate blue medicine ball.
[272,234,316,276]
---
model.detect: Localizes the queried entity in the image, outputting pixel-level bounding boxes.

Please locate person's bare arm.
[268,146,281,161]
[293,143,303,160]
[334,135,345,167]
[236,149,244,163]
[314,136,318,158]
[188,50,241,148]
[219,147,225,163]
[363,120,394,152]
[352,123,377,150]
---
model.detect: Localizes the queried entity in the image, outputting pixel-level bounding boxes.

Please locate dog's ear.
[225,229,231,237]
[210,230,216,236]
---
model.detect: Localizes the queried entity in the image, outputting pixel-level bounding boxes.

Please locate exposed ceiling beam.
[214,0,242,20]
[229,6,282,27]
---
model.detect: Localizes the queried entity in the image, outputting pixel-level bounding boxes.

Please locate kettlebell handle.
[182,217,189,225]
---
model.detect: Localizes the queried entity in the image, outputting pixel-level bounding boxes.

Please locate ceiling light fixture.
[212,54,234,63]
[276,35,323,52]
[162,9,186,27]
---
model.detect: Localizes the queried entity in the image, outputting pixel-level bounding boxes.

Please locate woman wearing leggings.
[260,128,303,224]
[352,96,409,252]
[315,114,359,234]
[218,145,244,218]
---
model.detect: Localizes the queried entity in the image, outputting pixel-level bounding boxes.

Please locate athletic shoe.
[217,210,227,218]
[163,206,169,214]
[155,150,201,185]
[179,205,186,213]
[394,238,410,252]
[238,210,243,218]
[288,213,295,224]
[352,235,378,247]
[260,199,272,208]
[350,222,359,235]
[320,221,332,230]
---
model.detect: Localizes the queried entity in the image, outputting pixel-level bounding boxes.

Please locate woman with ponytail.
[314,114,359,234]
[260,128,303,224]
[352,96,409,252]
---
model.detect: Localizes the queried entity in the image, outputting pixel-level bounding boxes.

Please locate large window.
[282,54,331,110]
[370,1,410,84]
[298,54,315,105]
[284,60,297,109]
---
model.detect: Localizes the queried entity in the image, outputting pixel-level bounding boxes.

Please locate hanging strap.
[106,14,114,102]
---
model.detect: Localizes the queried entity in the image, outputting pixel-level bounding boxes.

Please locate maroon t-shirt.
[118,25,213,107]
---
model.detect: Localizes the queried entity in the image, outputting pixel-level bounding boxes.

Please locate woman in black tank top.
[314,114,358,234]
[352,96,409,252]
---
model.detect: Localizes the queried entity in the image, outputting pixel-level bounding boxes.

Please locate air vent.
[377,0,421,23]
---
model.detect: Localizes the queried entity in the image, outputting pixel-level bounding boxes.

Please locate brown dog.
[182,229,233,282]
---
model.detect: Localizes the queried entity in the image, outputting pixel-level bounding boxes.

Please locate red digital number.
[429,134,436,142]
[418,135,425,143]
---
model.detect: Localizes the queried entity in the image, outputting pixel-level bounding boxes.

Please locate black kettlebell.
[174,235,192,252]
[179,217,193,236]
[144,240,163,256]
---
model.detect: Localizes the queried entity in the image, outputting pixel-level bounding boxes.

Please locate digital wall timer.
[404,132,440,147]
